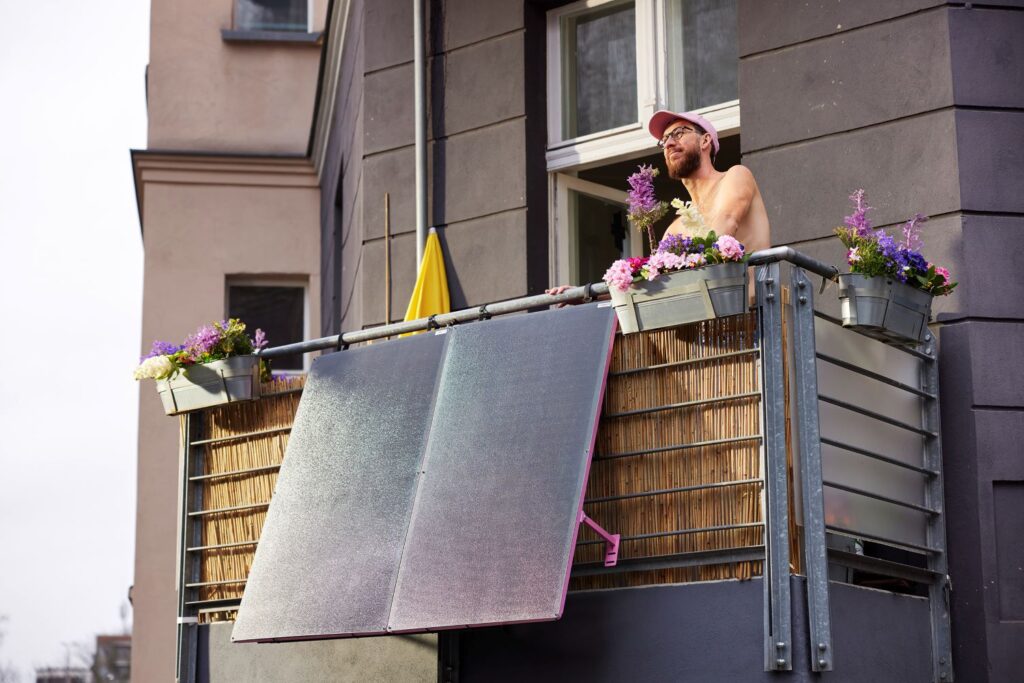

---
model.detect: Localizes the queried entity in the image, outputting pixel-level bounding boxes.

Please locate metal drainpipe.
[414,0,427,272]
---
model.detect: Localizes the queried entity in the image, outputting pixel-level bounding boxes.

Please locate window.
[227,280,308,371]
[234,0,310,32]
[546,0,740,286]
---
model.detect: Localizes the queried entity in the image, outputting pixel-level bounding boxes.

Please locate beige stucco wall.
[132,155,320,682]
[148,0,329,153]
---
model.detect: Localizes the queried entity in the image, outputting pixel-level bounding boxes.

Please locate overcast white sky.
[0,2,149,677]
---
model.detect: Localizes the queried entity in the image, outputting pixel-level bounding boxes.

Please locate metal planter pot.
[610,261,748,334]
[837,273,933,345]
[156,355,261,415]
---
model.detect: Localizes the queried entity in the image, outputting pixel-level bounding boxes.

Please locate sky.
[0,2,149,678]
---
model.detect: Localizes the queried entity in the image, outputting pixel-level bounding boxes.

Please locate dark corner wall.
[321,0,550,336]
[737,1,1024,679]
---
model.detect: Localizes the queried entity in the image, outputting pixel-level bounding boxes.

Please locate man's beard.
[667,147,701,179]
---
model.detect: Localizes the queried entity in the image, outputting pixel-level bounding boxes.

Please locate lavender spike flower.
[627,164,669,252]
[844,189,873,236]
[902,213,927,250]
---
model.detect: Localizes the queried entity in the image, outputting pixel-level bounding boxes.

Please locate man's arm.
[709,165,756,237]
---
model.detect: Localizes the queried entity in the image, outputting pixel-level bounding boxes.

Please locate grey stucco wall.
[326,0,540,333]
[738,2,1024,679]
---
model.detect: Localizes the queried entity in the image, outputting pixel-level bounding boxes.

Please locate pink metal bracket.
[579,511,620,567]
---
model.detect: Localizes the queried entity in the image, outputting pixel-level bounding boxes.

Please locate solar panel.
[233,304,616,642]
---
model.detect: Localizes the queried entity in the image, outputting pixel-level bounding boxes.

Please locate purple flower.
[142,340,182,361]
[627,165,660,215]
[253,328,268,349]
[184,325,222,356]
[657,233,692,255]
[844,189,873,236]
[902,213,927,250]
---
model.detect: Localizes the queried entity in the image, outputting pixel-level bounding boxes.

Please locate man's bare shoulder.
[721,164,757,186]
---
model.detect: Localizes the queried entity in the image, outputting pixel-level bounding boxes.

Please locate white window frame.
[545,0,740,173]
[549,173,638,287]
[226,276,310,373]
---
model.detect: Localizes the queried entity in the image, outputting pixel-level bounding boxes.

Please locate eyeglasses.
[658,126,697,149]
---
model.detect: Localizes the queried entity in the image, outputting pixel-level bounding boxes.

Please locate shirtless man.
[649,109,770,254]
[547,111,770,299]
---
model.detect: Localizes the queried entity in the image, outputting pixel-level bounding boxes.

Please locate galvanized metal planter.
[157,355,261,415]
[837,273,932,345]
[609,261,748,334]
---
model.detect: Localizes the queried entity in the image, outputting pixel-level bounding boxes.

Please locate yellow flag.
[400,228,450,336]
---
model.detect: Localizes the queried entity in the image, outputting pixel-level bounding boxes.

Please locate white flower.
[134,355,175,381]
[670,198,709,235]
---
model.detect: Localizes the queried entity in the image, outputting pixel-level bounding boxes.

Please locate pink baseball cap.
[648,110,720,155]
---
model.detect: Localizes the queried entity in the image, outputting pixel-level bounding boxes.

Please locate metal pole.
[384,192,392,323]
[790,265,833,672]
[413,0,427,271]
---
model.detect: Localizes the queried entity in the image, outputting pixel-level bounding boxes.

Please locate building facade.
[134,0,1023,680]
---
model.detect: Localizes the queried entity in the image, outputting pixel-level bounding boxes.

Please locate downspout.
[414,0,427,272]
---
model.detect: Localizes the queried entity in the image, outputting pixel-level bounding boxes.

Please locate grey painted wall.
[738,2,1024,679]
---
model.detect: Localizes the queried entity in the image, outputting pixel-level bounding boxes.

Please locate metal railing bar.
[812,310,935,361]
[259,387,305,397]
[818,395,937,437]
[604,391,761,420]
[822,479,939,515]
[185,578,247,588]
[827,548,939,585]
[189,425,292,446]
[576,521,764,546]
[572,545,765,577]
[189,464,281,482]
[594,434,763,461]
[186,539,260,553]
[187,502,270,517]
[585,477,763,504]
[185,598,243,608]
[609,348,760,377]
[815,352,935,399]
[820,437,938,476]
[825,525,940,555]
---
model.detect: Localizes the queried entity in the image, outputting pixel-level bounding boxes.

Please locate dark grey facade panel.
[364,0,413,73]
[955,110,1024,214]
[438,209,529,308]
[457,578,932,682]
[960,215,1024,319]
[956,322,1024,407]
[737,0,944,57]
[439,31,526,137]
[361,230,417,326]
[362,145,416,240]
[435,118,527,225]
[740,8,953,152]
[443,0,524,52]
[949,7,1024,108]
[743,110,961,245]
[363,63,416,156]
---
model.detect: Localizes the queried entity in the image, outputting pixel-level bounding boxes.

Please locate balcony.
[172,250,951,682]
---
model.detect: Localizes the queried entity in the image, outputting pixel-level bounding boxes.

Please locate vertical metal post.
[756,262,793,671]
[920,335,954,682]
[175,413,204,683]
[413,0,427,270]
[789,266,833,671]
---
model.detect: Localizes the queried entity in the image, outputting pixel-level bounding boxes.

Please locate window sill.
[221,29,323,45]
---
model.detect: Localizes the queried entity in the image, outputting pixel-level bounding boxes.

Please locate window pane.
[235,0,307,32]
[563,3,637,138]
[573,192,628,285]
[228,285,305,370]
[666,0,738,111]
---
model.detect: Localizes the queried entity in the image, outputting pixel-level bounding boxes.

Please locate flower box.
[610,261,748,334]
[156,355,261,415]
[837,273,932,345]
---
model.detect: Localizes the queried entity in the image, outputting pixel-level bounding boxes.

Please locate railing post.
[756,262,792,671]
[790,266,834,671]
[176,412,204,683]
[921,337,954,682]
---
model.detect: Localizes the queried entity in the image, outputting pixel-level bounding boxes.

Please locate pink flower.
[714,235,745,261]
[684,253,707,269]
[848,247,861,263]
[935,266,950,282]
[603,259,636,292]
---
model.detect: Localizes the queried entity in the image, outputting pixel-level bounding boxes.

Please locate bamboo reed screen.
[189,313,800,622]
[192,377,305,623]
[571,313,767,589]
